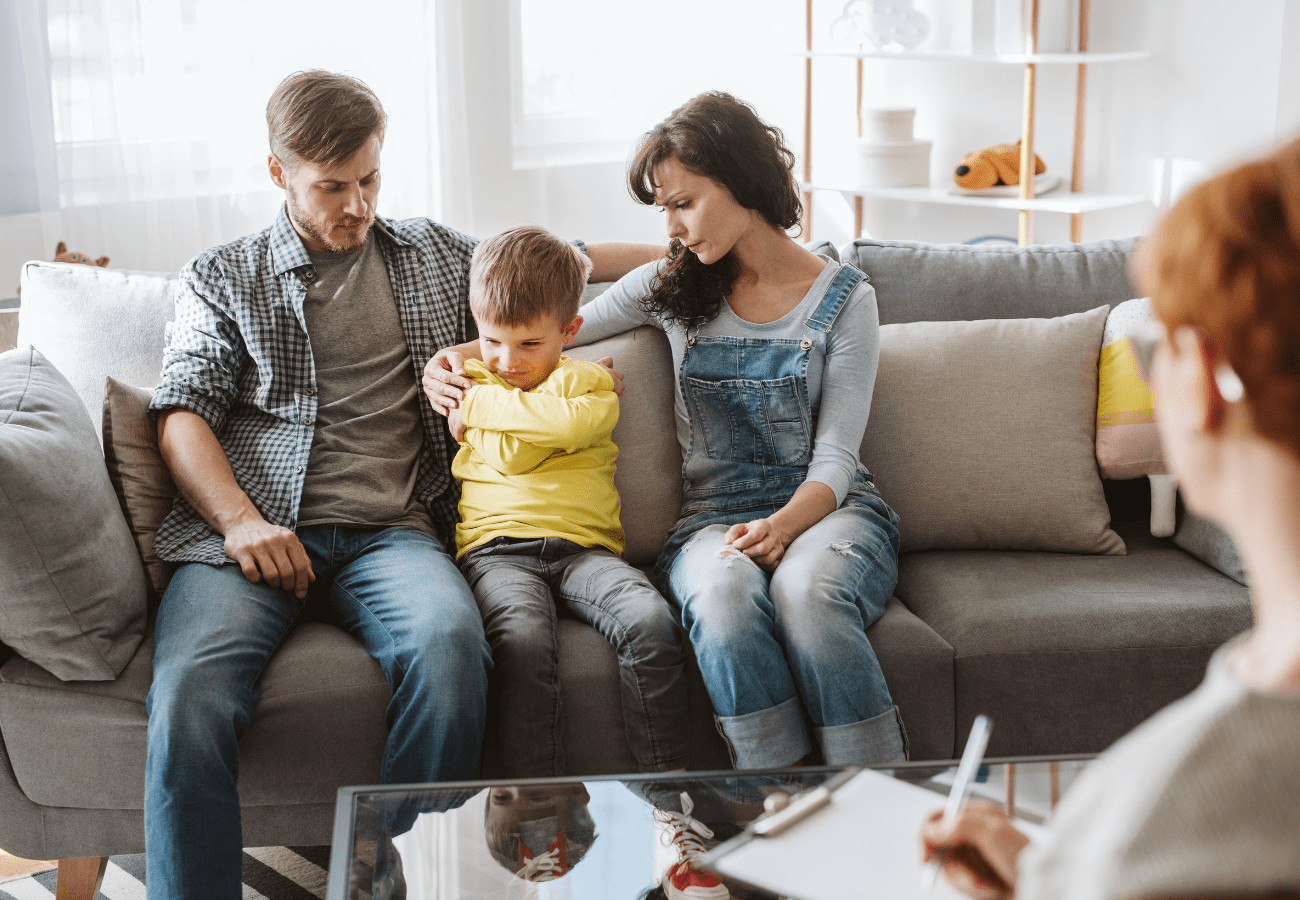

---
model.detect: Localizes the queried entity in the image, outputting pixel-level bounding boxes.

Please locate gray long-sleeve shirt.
[572,258,880,504]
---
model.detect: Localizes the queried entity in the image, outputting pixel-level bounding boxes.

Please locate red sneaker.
[516,828,569,882]
[655,792,730,900]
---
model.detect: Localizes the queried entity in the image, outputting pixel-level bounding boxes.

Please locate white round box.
[857,138,932,188]
[862,107,916,143]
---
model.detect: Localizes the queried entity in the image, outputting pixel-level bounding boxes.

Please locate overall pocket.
[683,374,811,467]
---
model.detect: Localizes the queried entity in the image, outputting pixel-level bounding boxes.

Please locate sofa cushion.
[103,378,178,599]
[18,261,176,433]
[862,306,1124,554]
[894,521,1252,757]
[0,616,391,810]
[0,347,148,680]
[844,238,1138,325]
[568,326,682,567]
[865,596,955,761]
[1096,298,1167,480]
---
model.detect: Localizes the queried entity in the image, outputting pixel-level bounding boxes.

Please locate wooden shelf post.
[1018,0,1041,246]
[1070,0,1092,242]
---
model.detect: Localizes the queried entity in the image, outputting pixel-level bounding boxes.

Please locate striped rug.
[0,846,331,900]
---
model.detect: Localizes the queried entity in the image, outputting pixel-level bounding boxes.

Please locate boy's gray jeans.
[459,536,691,776]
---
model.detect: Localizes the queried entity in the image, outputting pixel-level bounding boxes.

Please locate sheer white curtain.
[9,0,814,278]
[10,0,442,273]
[436,0,807,245]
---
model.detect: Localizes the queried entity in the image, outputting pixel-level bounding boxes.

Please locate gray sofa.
[0,238,1250,878]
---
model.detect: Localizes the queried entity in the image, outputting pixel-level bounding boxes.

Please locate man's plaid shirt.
[149,206,476,565]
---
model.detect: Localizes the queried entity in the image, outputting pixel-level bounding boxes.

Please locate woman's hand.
[919,800,1029,900]
[724,518,791,571]
[424,347,477,417]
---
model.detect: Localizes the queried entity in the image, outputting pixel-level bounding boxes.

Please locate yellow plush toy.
[953,141,1046,189]
[16,242,110,295]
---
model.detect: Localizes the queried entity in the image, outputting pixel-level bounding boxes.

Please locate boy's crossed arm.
[454,365,619,475]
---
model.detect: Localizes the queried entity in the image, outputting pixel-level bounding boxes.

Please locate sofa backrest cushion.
[861,305,1125,554]
[18,261,177,439]
[0,347,148,680]
[568,326,683,566]
[843,238,1138,325]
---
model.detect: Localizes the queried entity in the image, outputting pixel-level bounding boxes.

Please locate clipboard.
[699,768,973,900]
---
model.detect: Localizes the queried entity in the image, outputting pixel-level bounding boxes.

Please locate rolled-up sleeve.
[149,255,244,434]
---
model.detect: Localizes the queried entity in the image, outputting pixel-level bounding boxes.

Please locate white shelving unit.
[799,0,1151,245]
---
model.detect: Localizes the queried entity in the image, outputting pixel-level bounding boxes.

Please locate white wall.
[3,0,1298,298]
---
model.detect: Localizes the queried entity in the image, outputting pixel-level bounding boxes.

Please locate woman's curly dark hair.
[628,92,803,331]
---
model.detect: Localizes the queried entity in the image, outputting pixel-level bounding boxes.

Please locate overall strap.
[797,263,867,351]
[804,263,867,335]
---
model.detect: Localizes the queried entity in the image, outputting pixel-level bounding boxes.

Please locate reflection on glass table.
[327,756,1092,900]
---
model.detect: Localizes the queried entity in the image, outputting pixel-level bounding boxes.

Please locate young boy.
[450,225,689,778]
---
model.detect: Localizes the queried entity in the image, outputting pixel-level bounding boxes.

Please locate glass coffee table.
[326,756,1092,900]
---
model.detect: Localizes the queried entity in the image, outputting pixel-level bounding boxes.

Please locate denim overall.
[656,264,907,768]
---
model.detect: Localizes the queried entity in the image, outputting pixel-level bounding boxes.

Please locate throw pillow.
[1096,298,1168,480]
[103,377,178,598]
[0,347,148,680]
[861,305,1125,554]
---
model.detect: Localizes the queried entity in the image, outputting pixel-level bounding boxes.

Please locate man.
[146,69,658,899]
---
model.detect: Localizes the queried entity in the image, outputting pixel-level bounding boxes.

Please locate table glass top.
[327,756,1091,900]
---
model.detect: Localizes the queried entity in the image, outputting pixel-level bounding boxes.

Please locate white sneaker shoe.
[655,792,730,900]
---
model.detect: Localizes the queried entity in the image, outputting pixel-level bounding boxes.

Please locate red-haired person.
[919,141,1300,898]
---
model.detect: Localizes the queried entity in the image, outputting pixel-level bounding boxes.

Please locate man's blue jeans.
[144,525,490,900]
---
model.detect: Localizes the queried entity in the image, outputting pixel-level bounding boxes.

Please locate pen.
[921,714,993,891]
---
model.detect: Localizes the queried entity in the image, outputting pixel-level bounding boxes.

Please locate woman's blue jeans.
[144,525,490,900]
[663,498,905,769]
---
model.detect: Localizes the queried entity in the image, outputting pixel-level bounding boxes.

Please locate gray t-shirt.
[297,234,434,534]
[572,259,880,504]
[1018,635,1300,899]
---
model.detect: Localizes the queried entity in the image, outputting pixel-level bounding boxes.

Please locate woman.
[920,142,1300,897]
[428,92,906,768]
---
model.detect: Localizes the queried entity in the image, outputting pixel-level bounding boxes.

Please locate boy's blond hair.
[469,225,593,327]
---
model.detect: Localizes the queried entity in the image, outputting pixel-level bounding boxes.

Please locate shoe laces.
[655,791,716,865]
[516,829,569,882]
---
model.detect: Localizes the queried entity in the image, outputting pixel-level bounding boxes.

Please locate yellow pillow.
[1096,298,1167,480]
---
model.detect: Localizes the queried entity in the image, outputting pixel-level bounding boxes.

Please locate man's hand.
[919,800,1029,900]
[724,518,789,572]
[423,347,476,417]
[594,357,624,396]
[223,512,315,598]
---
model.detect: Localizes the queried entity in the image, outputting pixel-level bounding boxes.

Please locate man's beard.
[286,184,373,253]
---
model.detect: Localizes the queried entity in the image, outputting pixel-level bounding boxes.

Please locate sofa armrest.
[1172,494,1247,586]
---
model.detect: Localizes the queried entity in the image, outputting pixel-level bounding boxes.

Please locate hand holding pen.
[918,716,1030,899]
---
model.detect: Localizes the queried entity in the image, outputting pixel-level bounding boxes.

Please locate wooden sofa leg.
[55,856,108,900]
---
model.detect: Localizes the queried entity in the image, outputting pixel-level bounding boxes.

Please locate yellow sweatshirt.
[453,357,624,559]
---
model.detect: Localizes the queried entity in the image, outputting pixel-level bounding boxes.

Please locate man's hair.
[469,226,593,327]
[266,70,387,170]
[1145,136,1300,459]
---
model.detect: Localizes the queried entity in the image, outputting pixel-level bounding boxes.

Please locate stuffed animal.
[16,242,110,295]
[953,141,1046,190]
